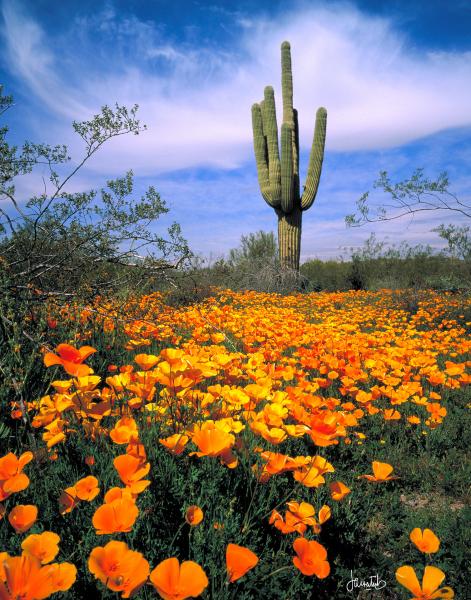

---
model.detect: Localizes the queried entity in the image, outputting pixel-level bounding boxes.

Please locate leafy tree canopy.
[0,85,190,300]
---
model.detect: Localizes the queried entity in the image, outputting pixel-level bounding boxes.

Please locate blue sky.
[1,0,471,260]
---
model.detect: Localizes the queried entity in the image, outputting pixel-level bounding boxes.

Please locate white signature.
[346,571,387,593]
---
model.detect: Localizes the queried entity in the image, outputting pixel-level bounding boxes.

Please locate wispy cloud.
[1,1,470,260]
[1,1,89,118]
[2,0,471,174]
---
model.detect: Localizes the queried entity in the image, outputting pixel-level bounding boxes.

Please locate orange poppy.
[150,557,209,600]
[226,543,259,583]
[74,476,100,501]
[104,487,134,503]
[383,409,401,420]
[257,451,298,481]
[126,441,147,461]
[359,461,399,482]
[45,562,78,593]
[185,506,204,526]
[59,487,79,515]
[293,467,325,488]
[21,531,60,564]
[134,354,160,371]
[8,504,38,533]
[92,498,139,535]
[46,317,57,329]
[0,451,33,501]
[270,502,317,535]
[89,540,150,598]
[396,565,454,599]
[113,455,151,495]
[110,417,139,445]
[292,537,330,578]
[191,427,238,468]
[44,344,96,377]
[330,481,351,501]
[312,505,331,534]
[85,455,95,466]
[42,419,67,449]
[159,434,189,455]
[0,554,56,599]
[410,528,440,554]
[293,455,335,488]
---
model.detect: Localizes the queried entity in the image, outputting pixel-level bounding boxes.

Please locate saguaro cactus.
[251,41,327,271]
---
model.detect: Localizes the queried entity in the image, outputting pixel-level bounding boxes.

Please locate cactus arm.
[281,41,294,126]
[262,86,282,205]
[292,108,300,201]
[281,123,294,213]
[300,107,327,211]
[281,41,298,210]
[251,103,274,206]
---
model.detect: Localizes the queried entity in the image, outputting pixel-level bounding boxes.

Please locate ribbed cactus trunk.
[251,41,327,272]
[277,207,301,271]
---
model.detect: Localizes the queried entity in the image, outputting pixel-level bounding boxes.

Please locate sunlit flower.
[150,557,208,600]
[74,476,100,501]
[226,544,259,583]
[59,487,79,515]
[21,531,60,564]
[45,562,78,593]
[410,528,440,554]
[159,434,189,455]
[92,498,139,534]
[190,426,238,469]
[0,554,75,599]
[110,417,139,445]
[8,504,38,533]
[292,537,330,578]
[330,481,351,501]
[113,455,150,495]
[359,461,399,482]
[0,451,33,501]
[44,344,96,377]
[89,540,149,598]
[396,565,454,599]
[134,353,160,371]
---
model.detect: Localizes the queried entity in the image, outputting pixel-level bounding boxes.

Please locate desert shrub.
[300,234,471,292]
[300,259,350,291]
[227,231,278,268]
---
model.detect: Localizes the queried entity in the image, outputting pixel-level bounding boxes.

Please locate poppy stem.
[258,483,299,522]
[241,474,262,534]
[258,565,293,582]
[168,521,186,550]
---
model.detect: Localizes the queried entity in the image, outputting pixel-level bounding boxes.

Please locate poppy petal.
[396,566,422,595]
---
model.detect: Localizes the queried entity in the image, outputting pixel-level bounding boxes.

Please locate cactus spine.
[251,41,327,271]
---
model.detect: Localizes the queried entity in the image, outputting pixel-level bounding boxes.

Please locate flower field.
[1,289,470,599]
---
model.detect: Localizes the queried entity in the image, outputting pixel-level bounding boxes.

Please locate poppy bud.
[185,505,203,526]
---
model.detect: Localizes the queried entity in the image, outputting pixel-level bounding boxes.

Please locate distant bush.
[171,231,309,296]
[227,230,278,268]
[301,234,471,292]
[147,232,471,299]
[300,260,351,291]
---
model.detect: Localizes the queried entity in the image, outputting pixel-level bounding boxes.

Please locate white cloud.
[2,0,470,175]
[2,1,470,260]
[1,1,89,119]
